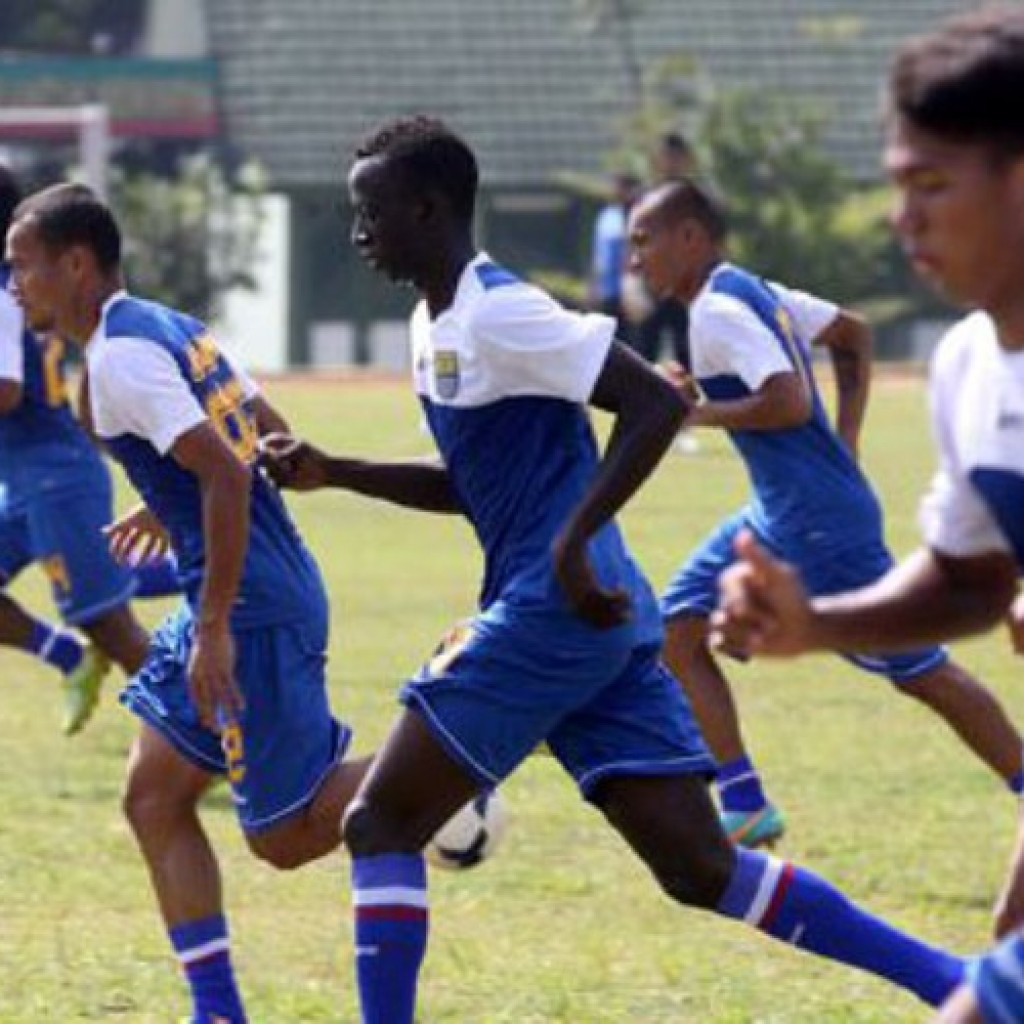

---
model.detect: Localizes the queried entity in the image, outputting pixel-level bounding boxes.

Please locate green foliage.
[700,88,899,306]
[566,0,933,330]
[0,0,146,55]
[111,154,265,322]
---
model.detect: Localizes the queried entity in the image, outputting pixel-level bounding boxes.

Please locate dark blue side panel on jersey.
[969,467,1024,569]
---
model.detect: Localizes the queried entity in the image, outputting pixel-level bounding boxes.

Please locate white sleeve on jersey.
[919,324,1012,558]
[690,292,794,391]
[768,282,839,343]
[89,337,207,454]
[0,289,25,384]
[473,283,616,403]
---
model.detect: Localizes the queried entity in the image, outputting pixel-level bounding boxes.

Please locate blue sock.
[1008,764,1024,797]
[716,848,964,1006]
[169,914,246,1024]
[27,621,83,675]
[716,755,768,814]
[132,555,180,598]
[352,853,428,1024]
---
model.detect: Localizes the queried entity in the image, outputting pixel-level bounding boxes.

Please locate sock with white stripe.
[716,848,964,1006]
[716,755,768,814]
[27,620,83,675]
[169,914,247,1024]
[352,853,428,1024]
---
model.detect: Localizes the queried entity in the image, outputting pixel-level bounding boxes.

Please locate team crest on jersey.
[434,350,460,399]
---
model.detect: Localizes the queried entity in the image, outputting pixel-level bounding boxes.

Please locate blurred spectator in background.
[589,171,641,344]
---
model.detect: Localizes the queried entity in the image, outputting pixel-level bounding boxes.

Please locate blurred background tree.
[111,154,265,322]
[0,0,147,55]
[560,1,946,342]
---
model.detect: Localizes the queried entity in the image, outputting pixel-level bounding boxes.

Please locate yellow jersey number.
[187,334,258,463]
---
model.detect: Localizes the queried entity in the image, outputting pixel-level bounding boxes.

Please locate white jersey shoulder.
[87,332,206,454]
[411,254,615,408]
[768,281,839,343]
[0,286,25,383]
[919,312,1023,558]
[689,280,792,391]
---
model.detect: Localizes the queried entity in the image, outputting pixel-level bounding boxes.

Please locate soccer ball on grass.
[425,790,508,870]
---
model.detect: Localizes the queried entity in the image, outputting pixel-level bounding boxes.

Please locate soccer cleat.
[722,804,786,848]
[61,645,112,736]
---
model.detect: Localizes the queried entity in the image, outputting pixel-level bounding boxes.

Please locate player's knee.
[246,832,313,872]
[122,774,182,840]
[342,799,417,858]
[654,842,735,910]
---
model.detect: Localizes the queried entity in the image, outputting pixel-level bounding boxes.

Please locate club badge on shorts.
[434,350,460,399]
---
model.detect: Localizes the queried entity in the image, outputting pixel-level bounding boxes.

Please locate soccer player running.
[263,115,966,1024]
[709,9,1024,1023]
[4,183,373,1024]
[625,175,1024,849]
[0,164,177,735]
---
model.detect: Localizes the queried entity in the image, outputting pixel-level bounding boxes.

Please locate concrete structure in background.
[204,0,977,369]
[216,194,290,373]
[0,1,981,370]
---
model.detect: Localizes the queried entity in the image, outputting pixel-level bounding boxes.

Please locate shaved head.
[641,179,729,243]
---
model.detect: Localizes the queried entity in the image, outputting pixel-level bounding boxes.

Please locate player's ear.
[63,243,90,280]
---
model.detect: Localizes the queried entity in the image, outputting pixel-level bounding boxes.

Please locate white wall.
[141,0,207,57]
[214,193,291,373]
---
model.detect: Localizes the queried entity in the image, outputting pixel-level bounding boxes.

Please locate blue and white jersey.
[413,253,661,645]
[87,291,323,628]
[0,262,98,506]
[689,263,880,550]
[921,312,1024,571]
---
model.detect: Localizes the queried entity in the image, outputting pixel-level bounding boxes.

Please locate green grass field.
[0,373,1018,1023]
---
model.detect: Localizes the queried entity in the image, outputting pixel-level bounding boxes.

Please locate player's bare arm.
[262,433,461,513]
[810,547,1017,649]
[0,377,22,415]
[554,342,686,628]
[714,530,1018,656]
[812,309,872,457]
[686,370,811,431]
[249,394,290,437]
[170,420,251,728]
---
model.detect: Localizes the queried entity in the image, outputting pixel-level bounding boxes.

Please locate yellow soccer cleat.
[61,644,112,736]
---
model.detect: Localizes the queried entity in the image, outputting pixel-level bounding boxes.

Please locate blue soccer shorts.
[969,930,1024,1023]
[400,607,715,799]
[122,601,351,832]
[661,509,948,685]
[0,483,134,626]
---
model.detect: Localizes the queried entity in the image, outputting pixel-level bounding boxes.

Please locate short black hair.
[13,183,121,272]
[0,164,22,241]
[355,115,479,223]
[660,131,693,156]
[890,6,1024,158]
[649,178,728,243]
